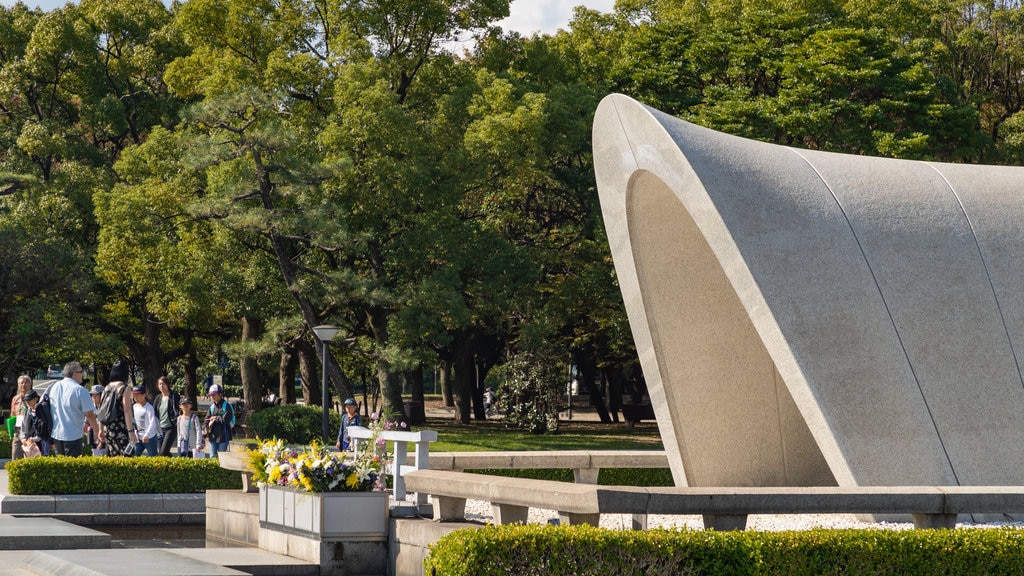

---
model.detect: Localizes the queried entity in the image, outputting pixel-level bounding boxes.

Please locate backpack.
[96,382,127,425]
[34,392,52,441]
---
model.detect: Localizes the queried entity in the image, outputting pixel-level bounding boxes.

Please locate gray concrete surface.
[593,93,1024,495]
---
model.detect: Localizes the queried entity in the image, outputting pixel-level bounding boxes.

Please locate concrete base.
[206,489,260,547]
[260,528,386,576]
[389,518,483,576]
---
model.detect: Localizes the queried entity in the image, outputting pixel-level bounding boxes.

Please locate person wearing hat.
[20,389,51,457]
[87,385,106,455]
[205,384,234,457]
[131,385,161,456]
[176,397,205,458]
[335,398,361,451]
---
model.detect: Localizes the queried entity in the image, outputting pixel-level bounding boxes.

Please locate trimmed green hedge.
[426,524,1024,575]
[6,456,242,494]
[466,467,673,486]
[246,404,341,444]
[0,430,10,459]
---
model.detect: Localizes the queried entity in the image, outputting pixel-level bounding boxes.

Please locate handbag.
[22,440,40,458]
[122,441,136,457]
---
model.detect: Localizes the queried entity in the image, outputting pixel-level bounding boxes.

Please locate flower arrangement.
[246,412,393,493]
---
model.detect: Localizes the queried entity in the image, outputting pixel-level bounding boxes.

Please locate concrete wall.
[593,94,1024,491]
[205,489,259,548]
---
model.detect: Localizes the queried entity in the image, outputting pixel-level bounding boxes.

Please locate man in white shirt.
[47,362,104,456]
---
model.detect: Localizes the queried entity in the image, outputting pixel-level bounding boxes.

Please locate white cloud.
[497,0,616,36]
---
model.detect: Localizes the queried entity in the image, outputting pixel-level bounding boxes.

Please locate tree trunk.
[452,334,474,424]
[406,368,426,426]
[367,306,406,421]
[440,359,453,407]
[299,339,320,406]
[137,310,165,396]
[279,348,296,405]
[576,355,612,423]
[603,366,623,423]
[240,315,264,413]
[184,336,200,406]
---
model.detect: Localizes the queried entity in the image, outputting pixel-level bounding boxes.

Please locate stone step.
[0,517,110,550]
[11,512,205,526]
[19,549,248,576]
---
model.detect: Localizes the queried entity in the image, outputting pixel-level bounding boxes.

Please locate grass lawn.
[423,414,664,452]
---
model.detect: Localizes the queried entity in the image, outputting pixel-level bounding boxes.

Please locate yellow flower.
[346,473,360,489]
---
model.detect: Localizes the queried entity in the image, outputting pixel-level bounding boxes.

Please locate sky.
[0,0,618,37]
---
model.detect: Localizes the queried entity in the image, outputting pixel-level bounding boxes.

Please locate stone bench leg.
[492,503,529,525]
[431,496,467,522]
[632,513,648,530]
[912,513,957,529]
[703,514,748,531]
[558,512,601,527]
[572,468,600,484]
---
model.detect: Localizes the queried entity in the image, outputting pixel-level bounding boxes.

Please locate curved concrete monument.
[593,93,1024,490]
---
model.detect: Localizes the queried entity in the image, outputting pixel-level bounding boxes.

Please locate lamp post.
[313,324,340,444]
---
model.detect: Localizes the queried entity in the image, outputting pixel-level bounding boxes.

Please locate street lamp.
[313,324,340,444]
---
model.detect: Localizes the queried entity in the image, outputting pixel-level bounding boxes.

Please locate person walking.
[176,397,205,458]
[87,385,106,455]
[205,384,234,457]
[154,376,180,456]
[335,398,362,451]
[10,375,32,460]
[131,385,160,456]
[99,361,135,457]
[21,389,51,457]
[47,362,103,456]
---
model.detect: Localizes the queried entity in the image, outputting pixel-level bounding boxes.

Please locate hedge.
[6,456,242,494]
[425,524,1024,575]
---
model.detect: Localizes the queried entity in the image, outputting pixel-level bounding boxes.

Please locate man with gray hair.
[47,362,104,456]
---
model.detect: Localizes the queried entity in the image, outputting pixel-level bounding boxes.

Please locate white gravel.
[455,498,1024,531]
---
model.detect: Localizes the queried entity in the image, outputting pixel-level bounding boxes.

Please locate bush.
[6,456,242,494]
[426,524,1024,575]
[0,430,10,459]
[245,404,341,444]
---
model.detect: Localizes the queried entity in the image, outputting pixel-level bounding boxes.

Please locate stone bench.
[425,450,669,484]
[403,470,1024,530]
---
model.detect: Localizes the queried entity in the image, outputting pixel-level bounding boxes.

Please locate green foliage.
[501,347,567,434]
[6,456,241,494]
[0,430,11,459]
[245,404,341,444]
[426,524,1024,575]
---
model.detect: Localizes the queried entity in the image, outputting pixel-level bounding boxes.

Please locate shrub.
[245,404,341,444]
[0,430,10,459]
[426,525,1024,575]
[6,456,241,494]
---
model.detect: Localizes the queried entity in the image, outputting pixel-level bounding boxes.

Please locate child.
[176,397,205,458]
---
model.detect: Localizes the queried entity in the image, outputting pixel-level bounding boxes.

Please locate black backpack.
[34,393,52,441]
[96,382,126,425]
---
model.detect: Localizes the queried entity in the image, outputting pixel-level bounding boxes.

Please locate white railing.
[347,426,438,510]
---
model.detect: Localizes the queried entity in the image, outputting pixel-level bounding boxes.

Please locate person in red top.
[10,375,31,460]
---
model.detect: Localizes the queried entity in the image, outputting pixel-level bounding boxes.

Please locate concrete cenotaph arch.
[593,93,1024,490]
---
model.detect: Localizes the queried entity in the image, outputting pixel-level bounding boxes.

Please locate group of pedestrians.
[9,361,232,460]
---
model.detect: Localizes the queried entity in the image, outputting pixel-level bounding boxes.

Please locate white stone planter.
[258,484,388,541]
